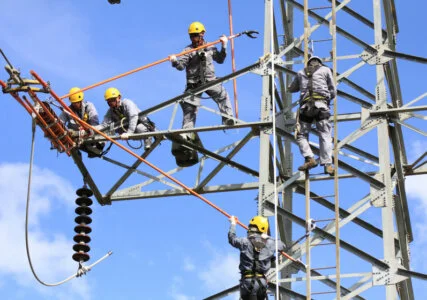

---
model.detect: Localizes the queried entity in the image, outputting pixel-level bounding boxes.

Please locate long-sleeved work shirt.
[59,101,99,130]
[228,224,287,275]
[172,43,226,84]
[288,65,336,101]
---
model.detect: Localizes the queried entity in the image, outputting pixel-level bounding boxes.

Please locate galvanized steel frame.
[60,0,425,299]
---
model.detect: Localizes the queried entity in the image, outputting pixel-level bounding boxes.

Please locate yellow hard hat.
[69,87,84,103]
[188,22,206,34]
[249,216,269,233]
[104,87,121,100]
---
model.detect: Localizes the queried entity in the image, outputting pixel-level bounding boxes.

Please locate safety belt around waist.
[302,91,327,102]
[243,270,265,278]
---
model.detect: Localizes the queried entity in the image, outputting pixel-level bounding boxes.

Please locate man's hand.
[169,55,177,63]
[79,129,88,138]
[220,35,228,48]
[68,129,78,137]
[229,216,237,225]
[120,132,130,140]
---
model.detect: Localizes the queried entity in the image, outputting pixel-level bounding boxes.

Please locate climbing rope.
[227,0,239,118]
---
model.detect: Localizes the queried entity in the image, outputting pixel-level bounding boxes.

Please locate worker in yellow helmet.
[228,215,287,300]
[97,87,156,150]
[169,21,235,129]
[59,87,104,157]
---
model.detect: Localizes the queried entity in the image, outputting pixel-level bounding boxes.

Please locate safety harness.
[70,103,89,123]
[243,235,268,298]
[112,105,156,132]
[302,63,326,103]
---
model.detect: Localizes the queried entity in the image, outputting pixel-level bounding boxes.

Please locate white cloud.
[409,140,427,159]
[406,171,427,271]
[183,257,195,272]
[198,241,240,292]
[168,276,196,300]
[0,162,91,299]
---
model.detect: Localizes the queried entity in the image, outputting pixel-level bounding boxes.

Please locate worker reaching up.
[59,87,104,157]
[288,55,337,176]
[169,21,235,129]
[97,87,156,150]
[228,215,287,300]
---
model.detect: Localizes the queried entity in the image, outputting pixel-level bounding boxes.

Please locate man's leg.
[135,123,152,150]
[240,278,258,300]
[206,84,234,125]
[296,118,318,171]
[316,115,334,175]
[180,101,198,129]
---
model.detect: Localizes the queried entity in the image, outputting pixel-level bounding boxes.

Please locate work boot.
[144,138,153,150]
[298,157,318,171]
[324,164,335,176]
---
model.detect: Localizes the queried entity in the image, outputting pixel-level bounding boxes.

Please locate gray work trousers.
[240,277,268,300]
[181,83,233,129]
[118,123,149,135]
[296,110,333,165]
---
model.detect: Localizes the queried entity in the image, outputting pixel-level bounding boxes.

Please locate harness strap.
[304,64,323,102]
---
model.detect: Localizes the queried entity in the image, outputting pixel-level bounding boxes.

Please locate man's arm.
[94,110,112,132]
[326,68,337,100]
[124,101,139,134]
[86,102,100,126]
[59,111,69,125]
[287,75,300,93]
[228,216,246,250]
[212,44,227,64]
[171,47,192,71]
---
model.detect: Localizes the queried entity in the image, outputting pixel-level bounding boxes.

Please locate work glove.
[169,55,177,63]
[79,129,88,138]
[68,129,78,137]
[220,35,228,49]
[229,216,237,225]
[120,132,130,140]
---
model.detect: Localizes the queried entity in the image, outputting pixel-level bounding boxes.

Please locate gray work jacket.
[99,98,141,134]
[172,43,227,84]
[59,101,99,130]
[228,224,287,274]
[288,65,337,102]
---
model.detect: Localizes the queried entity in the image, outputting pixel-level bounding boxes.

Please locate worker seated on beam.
[96,87,156,150]
[288,55,337,176]
[59,87,105,158]
[228,215,287,300]
[169,21,235,129]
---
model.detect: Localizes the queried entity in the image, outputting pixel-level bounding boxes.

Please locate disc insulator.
[76,187,93,197]
[72,252,90,263]
[74,224,92,234]
[75,215,92,225]
[73,234,91,244]
[73,243,91,253]
[75,206,93,216]
[76,196,93,207]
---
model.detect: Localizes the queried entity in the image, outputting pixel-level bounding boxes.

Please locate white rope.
[25,118,78,286]
[25,118,113,286]
[268,1,280,298]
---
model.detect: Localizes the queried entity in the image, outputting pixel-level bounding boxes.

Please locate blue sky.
[0,0,426,299]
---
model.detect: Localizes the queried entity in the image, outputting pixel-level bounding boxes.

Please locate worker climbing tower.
[1,0,426,298]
